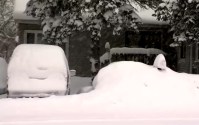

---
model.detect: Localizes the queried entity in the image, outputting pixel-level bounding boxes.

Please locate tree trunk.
[90,39,100,80]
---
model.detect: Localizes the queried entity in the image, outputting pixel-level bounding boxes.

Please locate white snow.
[100,47,166,63]
[1,60,199,123]
[90,58,97,73]
[52,17,62,27]
[170,42,180,47]
[0,58,7,94]
[7,44,70,97]
[103,11,113,21]
[85,0,91,3]
[76,86,94,94]
[105,42,110,50]
[153,54,167,70]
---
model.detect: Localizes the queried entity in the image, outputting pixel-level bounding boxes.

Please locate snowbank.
[7,44,70,97]
[0,57,7,94]
[1,61,199,123]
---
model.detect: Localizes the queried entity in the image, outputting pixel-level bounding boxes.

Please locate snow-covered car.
[0,57,7,95]
[0,55,199,124]
[7,44,70,98]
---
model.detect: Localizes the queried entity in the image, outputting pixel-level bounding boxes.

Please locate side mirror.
[70,70,76,77]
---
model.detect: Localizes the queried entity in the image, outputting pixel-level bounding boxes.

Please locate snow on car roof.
[0,61,199,122]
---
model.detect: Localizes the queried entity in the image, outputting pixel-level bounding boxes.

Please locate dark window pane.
[180,43,186,58]
[27,33,35,44]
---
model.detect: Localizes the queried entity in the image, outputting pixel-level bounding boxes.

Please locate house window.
[125,30,162,49]
[24,30,47,44]
[180,43,186,58]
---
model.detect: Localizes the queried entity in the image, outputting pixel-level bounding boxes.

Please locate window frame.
[180,42,186,59]
[24,30,43,44]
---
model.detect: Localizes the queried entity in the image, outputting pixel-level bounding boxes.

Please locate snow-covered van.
[7,44,70,98]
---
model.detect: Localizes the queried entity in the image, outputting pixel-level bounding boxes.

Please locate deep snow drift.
[0,61,199,123]
[7,44,70,97]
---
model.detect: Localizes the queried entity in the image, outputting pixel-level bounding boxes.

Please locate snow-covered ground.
[0,60,199,124]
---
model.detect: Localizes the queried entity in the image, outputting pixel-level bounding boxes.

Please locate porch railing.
[100,43,166,68]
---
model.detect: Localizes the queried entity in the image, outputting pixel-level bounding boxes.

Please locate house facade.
[176,42,199,74]
[14,0,186,76]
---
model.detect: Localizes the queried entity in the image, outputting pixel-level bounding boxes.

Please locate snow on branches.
[26,0,159,75]
[26,0,157,44]
[154,0,199,44]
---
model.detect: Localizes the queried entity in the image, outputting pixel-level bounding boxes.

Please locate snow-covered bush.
[0,57,7,94]
[7,44,70,98]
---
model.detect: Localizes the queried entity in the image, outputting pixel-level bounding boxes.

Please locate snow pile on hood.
[0,57,7,94]
[153,54,167,70]
[1,60,199,122]
[7,44,70,97]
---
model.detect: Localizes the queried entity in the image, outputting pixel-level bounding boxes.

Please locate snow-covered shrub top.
[100,47,166,63]
[0,57,7,89]
[7,44,69,96]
